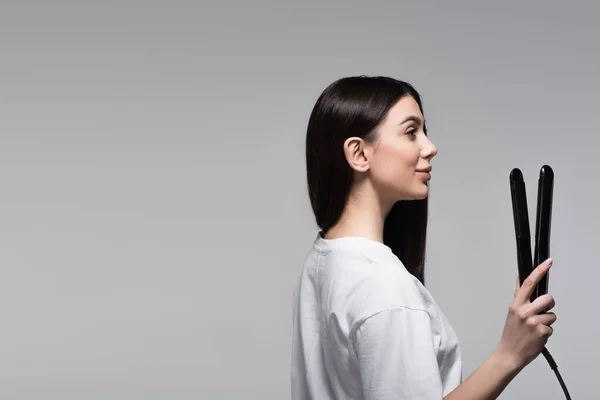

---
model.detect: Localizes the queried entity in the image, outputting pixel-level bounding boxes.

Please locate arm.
[443,350,522,400]
[445,261,558,400]
[353,307,522,400]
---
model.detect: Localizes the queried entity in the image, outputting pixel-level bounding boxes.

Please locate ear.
[343,137,371,173]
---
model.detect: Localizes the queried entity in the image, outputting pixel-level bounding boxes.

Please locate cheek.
[372,143,417,179]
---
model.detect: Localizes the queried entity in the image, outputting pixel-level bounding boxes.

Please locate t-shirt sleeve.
[352,307,443,400]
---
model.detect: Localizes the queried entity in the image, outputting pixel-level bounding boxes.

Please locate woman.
[291,76,556,399]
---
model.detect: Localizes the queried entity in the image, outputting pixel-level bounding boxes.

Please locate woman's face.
[367,95,438,203]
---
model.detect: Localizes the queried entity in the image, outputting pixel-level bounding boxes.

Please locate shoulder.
[317,244,434,325]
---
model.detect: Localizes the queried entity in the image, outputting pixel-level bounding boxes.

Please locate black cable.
[541,347,571,400]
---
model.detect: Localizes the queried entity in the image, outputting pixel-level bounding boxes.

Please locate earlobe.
[343,137,370,173]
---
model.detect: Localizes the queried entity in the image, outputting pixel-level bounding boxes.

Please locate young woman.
[291,76,557,400]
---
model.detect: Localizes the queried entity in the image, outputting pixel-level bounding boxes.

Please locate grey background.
[0,1,597,399]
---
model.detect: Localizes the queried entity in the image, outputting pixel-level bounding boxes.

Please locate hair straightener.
[509,165,571,399]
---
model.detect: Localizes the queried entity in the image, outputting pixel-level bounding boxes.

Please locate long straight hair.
[305,76,429,284]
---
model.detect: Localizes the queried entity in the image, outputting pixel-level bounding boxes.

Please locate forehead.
[383,95,423,124]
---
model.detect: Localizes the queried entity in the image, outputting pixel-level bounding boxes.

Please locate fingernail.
[547,258,553,266]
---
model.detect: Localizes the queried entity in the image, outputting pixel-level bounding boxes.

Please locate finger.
[515,258,552,304]
[521,294,556,317]
[514,276,520,296]
[529,311,557,327]
[538,324,553,338]
[538,312,557,326]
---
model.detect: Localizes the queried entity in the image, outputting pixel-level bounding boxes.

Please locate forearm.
[443,349,523,400]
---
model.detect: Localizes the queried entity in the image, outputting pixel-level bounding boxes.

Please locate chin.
[413,193,429,200]
[392,182,430,202]
[411,185,430,200]
[397,189,429,202]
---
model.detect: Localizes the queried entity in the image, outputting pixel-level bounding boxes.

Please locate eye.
[406,128,418,137]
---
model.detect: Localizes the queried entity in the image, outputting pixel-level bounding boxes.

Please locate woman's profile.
[291,76,556,399]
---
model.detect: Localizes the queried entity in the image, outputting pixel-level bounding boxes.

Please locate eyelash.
[407,129,417,136]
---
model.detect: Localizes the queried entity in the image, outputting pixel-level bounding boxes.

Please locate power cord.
[541,347,571,399]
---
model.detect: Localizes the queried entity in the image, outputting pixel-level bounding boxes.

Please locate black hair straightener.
[509,165,571,399]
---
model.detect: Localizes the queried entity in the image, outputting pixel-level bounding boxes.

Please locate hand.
[495,258,557,370]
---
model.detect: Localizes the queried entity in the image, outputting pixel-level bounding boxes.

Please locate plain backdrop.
[0,1,598,399]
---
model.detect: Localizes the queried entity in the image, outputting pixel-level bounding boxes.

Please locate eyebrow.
[397,116,424,126]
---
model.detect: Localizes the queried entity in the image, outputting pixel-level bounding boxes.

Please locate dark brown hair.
[305,76,429,284]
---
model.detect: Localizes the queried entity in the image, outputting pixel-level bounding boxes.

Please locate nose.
[421,136,438,159]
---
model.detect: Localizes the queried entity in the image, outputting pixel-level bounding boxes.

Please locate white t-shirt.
[291,233,463,400]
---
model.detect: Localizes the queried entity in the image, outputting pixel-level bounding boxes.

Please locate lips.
[416,166,432,181]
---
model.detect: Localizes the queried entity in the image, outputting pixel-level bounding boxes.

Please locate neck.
[324,179,393,243]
